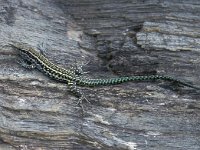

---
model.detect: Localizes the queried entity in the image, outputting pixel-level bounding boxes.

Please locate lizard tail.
[77,75,200,90]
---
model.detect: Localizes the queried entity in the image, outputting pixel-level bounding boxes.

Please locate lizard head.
[9,42,39,64]
[9,42,31,53]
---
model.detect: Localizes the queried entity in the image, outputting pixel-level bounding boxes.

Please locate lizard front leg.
[17,58,36,69]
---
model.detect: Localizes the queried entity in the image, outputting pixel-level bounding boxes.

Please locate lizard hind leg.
[70,58,90,76]
[68,81,90,110]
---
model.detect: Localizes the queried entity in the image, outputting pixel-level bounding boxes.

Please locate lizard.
[9,42,200,107]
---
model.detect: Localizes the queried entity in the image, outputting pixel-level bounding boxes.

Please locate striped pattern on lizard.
[9,42,200,107]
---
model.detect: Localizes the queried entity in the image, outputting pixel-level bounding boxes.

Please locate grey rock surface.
[0,0,200,149]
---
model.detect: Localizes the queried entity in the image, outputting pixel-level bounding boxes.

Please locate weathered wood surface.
[0,0,200,149]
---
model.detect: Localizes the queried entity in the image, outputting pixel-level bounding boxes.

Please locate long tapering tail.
[76,75,200,90]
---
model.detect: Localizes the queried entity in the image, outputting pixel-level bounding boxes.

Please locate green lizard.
[9,42,200,107]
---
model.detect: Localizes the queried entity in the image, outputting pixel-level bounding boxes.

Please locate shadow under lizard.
[9,42,200,108]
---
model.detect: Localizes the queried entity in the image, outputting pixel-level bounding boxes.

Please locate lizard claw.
[76,95,90,106]
[76,95,90,111]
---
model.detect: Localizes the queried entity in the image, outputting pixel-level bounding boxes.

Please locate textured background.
[0,0,200,149]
